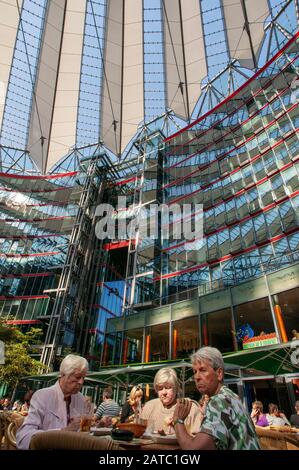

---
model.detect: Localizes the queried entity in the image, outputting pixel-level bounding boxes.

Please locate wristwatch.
[173,418,185,426]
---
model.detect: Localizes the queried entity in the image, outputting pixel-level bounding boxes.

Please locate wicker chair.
[0,412,6,449]
[255,426,299,450]
[0,411,24,450]
[29,430,124,450]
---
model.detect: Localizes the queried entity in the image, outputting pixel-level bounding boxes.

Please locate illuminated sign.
[243,333,278,349]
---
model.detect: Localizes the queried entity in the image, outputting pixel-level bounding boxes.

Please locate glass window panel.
[253,213,269,244]
[274,141,290,167]
[231,171,244,192]
[270,173,285,200]
[273,288,299,341]
[253,158,266,181]
[242,164,254,186]
[288,232,299,252]
[205,208,215,232]
[236,194,248,218]
[172,316,199,359]
[205,308,236,353]
[221,259,235,286]
[218,229,230,257]
[240,220,255,248]
[258,180,273,207]
[225,199,237,224]
[263,151,277,174]
[214,203,226,228]
[212,181,223,205]
[247,187,260,213]
[272,238,292,270]
[146,323,169,362]
[273,238,289,255]
[219,158,230,175]
[229,225,242,253]
[244,249,262,278]
[124,328,143,363]
[233,254,249,282]
[265,208,282,237]
[207,234,219,261]
[222,175,233,199]
[279,200,297,232]
[103,332,122,365]
[259,244,274,267]
[281,166,298,194]
[286,135,299,161]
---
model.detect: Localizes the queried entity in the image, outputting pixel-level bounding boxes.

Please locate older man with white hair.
[172,346,260,450]
[17,354,89,450]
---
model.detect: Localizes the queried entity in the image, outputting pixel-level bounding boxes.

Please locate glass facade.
[0,3,298,373]
[0,171,79,325]
[104,34,299,366]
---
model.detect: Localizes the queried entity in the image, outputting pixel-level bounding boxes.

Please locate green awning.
[86,360,195,393]
[22,360,196,392]
[223,340,299,376]
[23,341,299,390]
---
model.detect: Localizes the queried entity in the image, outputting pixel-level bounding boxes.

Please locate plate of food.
[90,427,112,436]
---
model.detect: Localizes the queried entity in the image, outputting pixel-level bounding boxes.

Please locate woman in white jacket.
[16,354,89,450]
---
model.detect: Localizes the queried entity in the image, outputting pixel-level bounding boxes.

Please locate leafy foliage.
[0,318,44,389]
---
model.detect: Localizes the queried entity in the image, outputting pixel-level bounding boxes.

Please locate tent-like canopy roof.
[0,0,282,173]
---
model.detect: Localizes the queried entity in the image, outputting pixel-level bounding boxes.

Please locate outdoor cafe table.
[92,435,180,450]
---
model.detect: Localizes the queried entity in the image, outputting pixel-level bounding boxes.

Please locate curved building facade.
[0,1,298,408]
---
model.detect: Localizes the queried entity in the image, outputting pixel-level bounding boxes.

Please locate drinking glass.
[79,399,95,432]
[80,414,93,432]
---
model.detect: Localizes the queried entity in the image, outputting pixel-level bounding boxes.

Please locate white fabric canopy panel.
[45,0,86,173]
[222,0,270,68]
[163,0,207,121]
[0,0,22,130]
[100,0,144,157]
[28,0,66,174]
[0,0,272,174]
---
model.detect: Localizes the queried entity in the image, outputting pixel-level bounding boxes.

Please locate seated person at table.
[194,394,210,428]
[172,346,260,450]
[250,400,269,427]
[16,354,89,450]
[120,385,143,423]
[140,367,199,434]
[20,390,34,416]
[266,403,290,426]
[290,400,299,428]
[95,387,121,426]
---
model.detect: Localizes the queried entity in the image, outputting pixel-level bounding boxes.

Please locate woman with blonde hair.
[120,385,143,423]
[140,367,199,434]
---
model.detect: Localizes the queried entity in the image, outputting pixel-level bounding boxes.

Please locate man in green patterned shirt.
[173,346,260,450]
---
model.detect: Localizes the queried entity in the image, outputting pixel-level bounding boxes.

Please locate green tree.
[0,318,45,396]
